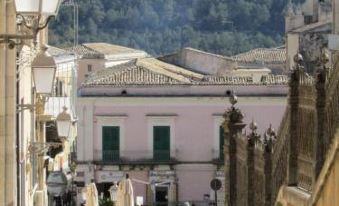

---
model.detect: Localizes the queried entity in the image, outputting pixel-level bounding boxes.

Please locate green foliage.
[49,0,289,56]
[99,197,114,206]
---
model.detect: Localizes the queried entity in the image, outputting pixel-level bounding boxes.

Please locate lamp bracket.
[16,104,36,113]
[18,14,55,45]
[0,34,34,49]
[0,14,54,49]
[29,141,63,155]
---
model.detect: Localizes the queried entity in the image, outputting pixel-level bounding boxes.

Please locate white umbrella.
[116,177,134,206]
[108,182,118,202]
[85,182,99,206]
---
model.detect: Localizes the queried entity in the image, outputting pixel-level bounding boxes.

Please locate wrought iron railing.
[93,150,175,163]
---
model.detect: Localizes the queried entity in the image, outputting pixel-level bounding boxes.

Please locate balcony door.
[153,126,170,161]
[102,126,120,161]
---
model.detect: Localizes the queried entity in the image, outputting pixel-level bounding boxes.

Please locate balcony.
[93,150,177,165]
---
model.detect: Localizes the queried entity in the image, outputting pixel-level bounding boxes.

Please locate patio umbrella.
[85,182,99,206]
[116,175,134,206]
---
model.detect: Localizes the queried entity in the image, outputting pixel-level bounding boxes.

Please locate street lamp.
[56,106,72,138]
[14,0,61,16]
[0,0,62,48]
[31,45,56,95]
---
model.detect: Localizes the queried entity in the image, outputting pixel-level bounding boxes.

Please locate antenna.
[60,0,79,46]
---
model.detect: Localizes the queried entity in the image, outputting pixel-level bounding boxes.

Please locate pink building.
[75,57,288,205]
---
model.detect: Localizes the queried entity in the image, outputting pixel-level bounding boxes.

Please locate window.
[102,126,120,161]
[147,115,176,160]
[87,64,92,72]
[55,78,64,97]
[96,115,126,162]
[153,126,170,161]
[213,115,225,160]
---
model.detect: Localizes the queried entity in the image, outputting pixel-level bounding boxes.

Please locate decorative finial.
[293,53,303,65]
[265,124,276,140]
[229,91,238,106]
[249,120,257,132]
[320,51,329,65]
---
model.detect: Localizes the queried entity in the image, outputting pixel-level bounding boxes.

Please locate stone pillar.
[0,0,17,205]
[313,52,328,183]
[223,117,230,206]
[247,121,259,206]
[223,93,246,206]
[263,126,275,206]
[287,54,302,186]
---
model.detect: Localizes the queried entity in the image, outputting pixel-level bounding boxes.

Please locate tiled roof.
[83,43,146,55]
[66,43,148,59]
[47,45,74,57]
[83,60,182,86]
[65,45,102,58]
[82,58,288,87]
[232,47,286,64]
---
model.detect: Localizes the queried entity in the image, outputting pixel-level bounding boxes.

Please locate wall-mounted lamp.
[56,106,72,138]
[31,45,56,95]
[0,0,62,48]
[17,45,56,112]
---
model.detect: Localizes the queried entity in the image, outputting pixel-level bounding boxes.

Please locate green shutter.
[102,126,120,161]
[220,126,224,160]
[153,126,170,161]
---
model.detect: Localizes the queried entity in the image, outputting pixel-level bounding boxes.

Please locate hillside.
[49,0,300,56]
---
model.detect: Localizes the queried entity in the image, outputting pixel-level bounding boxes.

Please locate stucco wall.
[162,48,236,75]
[77,59,106,87]
[76,97,287,162]
[77,96,286,202]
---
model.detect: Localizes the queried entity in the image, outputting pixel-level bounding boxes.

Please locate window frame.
[96,116,126,161]
[147,116,176,159]
[213,115,225,159]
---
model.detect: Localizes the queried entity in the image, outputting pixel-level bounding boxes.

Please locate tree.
[50,0,285,56]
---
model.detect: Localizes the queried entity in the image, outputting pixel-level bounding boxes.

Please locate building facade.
[75,58,288,205]
[67,42,149,87]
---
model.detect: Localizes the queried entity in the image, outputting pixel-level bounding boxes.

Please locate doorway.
[155,186,168,206]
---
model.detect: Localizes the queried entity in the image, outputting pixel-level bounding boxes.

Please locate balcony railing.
[93,150,176,164]
[102,150,120,162]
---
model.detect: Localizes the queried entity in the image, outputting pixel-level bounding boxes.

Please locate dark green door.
[220,126,224,160]
[102,126,120,161]
[153,126,170,161]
